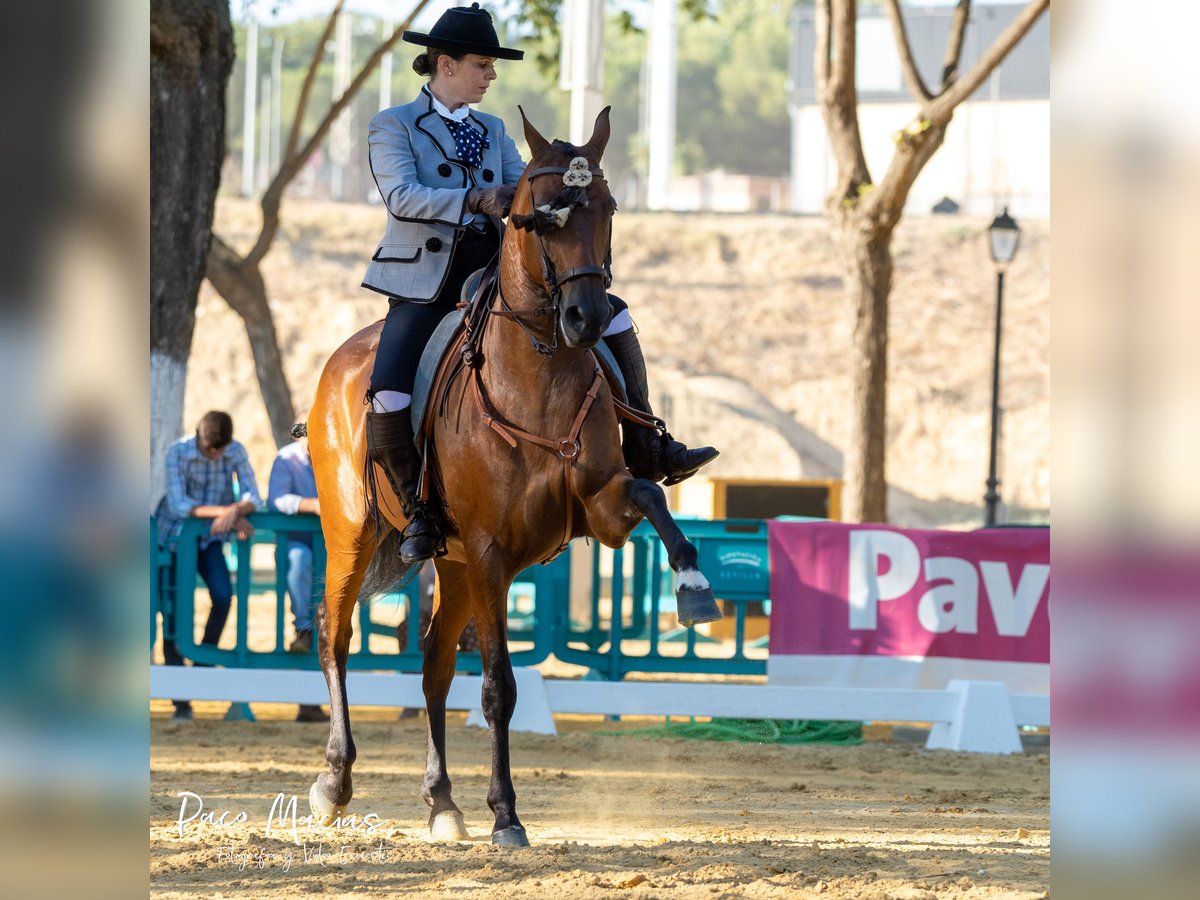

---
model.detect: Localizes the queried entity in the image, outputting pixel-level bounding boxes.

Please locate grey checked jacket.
[361,87,526,302]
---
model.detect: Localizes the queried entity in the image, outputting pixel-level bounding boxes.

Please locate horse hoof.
[429,810,470,841]
[676,585,722,627]
[491,825,530,847]
[309,782,348,827]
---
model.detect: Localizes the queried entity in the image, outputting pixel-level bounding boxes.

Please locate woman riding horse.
[362,3,717,565]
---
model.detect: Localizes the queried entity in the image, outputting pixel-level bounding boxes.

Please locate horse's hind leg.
[309,540,374,825]
[465,556,528,847]
[421,559,474,841]
[590,476,722,627]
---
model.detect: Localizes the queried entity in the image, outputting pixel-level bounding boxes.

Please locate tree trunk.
[816,0,1046,525]
[150,0,234,507]
[838,220,893,523]
[206,237,297,446]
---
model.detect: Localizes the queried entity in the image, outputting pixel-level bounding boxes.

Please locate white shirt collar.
[425,87,470,122]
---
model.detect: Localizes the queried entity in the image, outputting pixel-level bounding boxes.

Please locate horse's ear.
[519,105,551,160]
[581,106,611,159]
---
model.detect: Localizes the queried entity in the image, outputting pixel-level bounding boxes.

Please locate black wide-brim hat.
[402,3,524,61]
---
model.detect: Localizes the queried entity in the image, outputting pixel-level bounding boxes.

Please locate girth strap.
[470,364,606,559]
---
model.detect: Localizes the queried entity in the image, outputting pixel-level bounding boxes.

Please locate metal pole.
[258,73,271,191]
[560,0,605,146]
[646,0,678,210]
[379,15,394,111]
[271,36,284,173]
[984,269,1004,526]
[241,17,258,198]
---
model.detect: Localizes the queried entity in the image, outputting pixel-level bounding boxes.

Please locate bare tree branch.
[929,0,1048,123]
[863,121,948,228]
[827,0,857,103]
[292,0,434,192]
[940,0,971,91]
[283,0,344,168]
[244,0,432,269]
[816,0,872,202]
[883,0,931,102]
[244,0,344,269]
[815,0,832,86]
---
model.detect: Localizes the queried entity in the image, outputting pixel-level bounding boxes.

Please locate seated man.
[155,410,260,721]
[267,426,328,723]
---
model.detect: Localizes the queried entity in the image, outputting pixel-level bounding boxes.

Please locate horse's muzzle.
[559,282,611,349]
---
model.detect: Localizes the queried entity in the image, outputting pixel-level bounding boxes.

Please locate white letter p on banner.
[849,530,920,630]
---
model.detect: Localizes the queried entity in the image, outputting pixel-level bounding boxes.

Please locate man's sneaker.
[288,630,313,654]
[171,705,194,722]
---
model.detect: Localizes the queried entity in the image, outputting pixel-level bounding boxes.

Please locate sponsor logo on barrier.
[767,521,1050,665]
[849,529,1049,638]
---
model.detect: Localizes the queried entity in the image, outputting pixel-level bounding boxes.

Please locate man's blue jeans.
[285,540,314,634]
[162,538,233,668]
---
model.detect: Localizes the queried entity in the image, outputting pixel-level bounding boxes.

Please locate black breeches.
[370,222,500,396]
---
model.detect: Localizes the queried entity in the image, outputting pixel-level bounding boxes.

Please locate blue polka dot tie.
[441,117,489,169]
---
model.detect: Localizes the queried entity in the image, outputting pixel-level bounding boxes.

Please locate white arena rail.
[151,666,1047,754]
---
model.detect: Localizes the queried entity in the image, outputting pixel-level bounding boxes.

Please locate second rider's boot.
[604,328,719,485]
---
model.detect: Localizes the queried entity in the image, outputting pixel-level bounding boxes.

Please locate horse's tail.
[359,529,420,599]
[291,422,308,439]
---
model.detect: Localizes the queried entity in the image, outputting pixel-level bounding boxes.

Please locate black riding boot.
[365,408,443,563]
[604,329,719,485]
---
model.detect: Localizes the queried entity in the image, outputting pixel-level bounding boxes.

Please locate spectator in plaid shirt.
[155,411,261,720]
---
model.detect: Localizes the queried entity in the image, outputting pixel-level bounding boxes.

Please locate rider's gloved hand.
[467,184,516,218]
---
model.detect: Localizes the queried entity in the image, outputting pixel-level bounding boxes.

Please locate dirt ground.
[150,706,1049,898]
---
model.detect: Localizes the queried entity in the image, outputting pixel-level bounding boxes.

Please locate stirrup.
[399,512,446,564]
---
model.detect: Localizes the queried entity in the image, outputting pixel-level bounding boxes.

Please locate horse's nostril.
[565,306,586,330]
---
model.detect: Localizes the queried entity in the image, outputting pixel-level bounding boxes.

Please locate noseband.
[493,158,614,356]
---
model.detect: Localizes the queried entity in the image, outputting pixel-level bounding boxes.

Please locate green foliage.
[675,0,795,175]
[510,0,715,75]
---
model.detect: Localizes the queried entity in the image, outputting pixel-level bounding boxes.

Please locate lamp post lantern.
[984,208,1020,526]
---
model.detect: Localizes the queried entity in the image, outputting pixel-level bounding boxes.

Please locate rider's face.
[434,54,497,109]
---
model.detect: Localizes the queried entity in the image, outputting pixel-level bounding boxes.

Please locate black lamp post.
[984,208,1020,526]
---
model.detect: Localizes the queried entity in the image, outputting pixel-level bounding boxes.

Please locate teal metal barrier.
[155,515,794,682]
[157,513,558,672]
[555,518,796,679]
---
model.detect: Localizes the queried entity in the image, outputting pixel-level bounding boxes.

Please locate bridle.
[492,159,613,357]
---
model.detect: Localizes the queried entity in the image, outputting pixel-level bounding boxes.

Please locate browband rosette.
[563,157,592,188]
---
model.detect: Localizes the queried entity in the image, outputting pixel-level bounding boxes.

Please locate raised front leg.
[625,479,723,627]
[422,560,474,841]
[466,559,528,847]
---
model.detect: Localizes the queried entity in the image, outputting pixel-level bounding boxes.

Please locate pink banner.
[768,522,1049,665]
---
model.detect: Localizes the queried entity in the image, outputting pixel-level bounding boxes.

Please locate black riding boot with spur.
[604,328,719,485]
[365,408,443,564]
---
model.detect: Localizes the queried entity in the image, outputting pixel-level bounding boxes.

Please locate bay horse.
[304,107,720,847]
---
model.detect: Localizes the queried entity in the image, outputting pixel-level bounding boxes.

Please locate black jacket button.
[482,169,495,182]
[438,163,452,177]
[425,237,443,252]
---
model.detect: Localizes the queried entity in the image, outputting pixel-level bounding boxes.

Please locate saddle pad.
[594,338,626,401]
[411,307,467,440]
